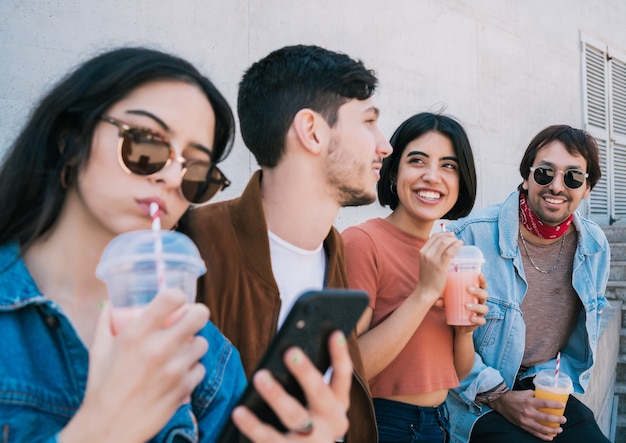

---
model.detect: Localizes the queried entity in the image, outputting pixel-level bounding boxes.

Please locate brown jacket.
[182,170,377,443]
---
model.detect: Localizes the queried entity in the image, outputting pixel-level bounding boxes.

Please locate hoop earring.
[390,182,397,195]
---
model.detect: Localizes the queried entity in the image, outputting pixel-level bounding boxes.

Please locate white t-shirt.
[268,230,326,328]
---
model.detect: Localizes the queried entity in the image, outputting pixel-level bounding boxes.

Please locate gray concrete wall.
[2,0,625,230]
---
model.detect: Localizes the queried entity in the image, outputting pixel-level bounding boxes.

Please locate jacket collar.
[0,243,45,308]
[229,170,347,288]
[228,170,276,288]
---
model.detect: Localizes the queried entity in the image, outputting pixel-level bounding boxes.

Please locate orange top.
[343,218,458,397]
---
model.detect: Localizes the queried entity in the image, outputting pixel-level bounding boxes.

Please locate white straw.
[150,203,167,292]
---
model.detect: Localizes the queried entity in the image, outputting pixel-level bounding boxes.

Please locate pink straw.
[149,203,167,292]
[440,222,446,232]
[554,351,561,387]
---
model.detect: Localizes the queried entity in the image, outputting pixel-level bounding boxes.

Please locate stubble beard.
[326,139,377,207]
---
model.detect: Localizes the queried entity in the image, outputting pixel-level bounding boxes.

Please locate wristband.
[475,382,510,404]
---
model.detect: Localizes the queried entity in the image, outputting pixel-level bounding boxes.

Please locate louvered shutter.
[582,35,610,224]
[610,52,626,220]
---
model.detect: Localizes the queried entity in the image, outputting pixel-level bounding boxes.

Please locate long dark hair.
[378,112,477,220]
[0,47,234,251]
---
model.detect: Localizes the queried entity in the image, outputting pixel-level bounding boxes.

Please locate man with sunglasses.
[445,125,611,443]
[181,44,392,442]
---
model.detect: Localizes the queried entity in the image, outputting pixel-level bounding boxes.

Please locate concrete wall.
[2,0,626,230]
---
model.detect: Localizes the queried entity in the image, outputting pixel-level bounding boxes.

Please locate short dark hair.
[519,125,601,190]
[237,44,377,167]
[378,112,477,220]
[0,47,234,250]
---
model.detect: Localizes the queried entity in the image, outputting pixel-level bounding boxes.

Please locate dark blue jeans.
[373,398,450,443]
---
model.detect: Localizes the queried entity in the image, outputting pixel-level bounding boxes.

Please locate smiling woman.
[342,112,488,443]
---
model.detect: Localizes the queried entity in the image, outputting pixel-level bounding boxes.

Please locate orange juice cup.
[533,369,573,436]
[443,245,484,325]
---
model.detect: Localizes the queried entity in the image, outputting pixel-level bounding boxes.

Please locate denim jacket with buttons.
[0,242,246,443]
[444,191,610,443]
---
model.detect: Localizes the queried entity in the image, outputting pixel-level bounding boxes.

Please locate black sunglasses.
[530,166,588,190]
[101,116,230,205]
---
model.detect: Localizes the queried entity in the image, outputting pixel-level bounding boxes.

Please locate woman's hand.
[415,232,463,307]
[59,290,209,443]
[232,330,351,442]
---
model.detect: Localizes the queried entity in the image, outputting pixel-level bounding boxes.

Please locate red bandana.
[519,192,573,239]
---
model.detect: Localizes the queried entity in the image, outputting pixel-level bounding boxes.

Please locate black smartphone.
[217,288,369,442]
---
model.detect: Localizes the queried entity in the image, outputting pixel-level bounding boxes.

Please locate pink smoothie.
[443,269,479,325]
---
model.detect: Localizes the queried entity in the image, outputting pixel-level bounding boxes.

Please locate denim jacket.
[444,191,610,443]
[0,243,246,443]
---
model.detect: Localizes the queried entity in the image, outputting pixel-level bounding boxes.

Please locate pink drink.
[443,245,484,326]
[111,305,146,335]
[443,268,480,325]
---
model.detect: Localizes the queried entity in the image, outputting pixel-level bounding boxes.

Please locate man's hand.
[488,389,567,441]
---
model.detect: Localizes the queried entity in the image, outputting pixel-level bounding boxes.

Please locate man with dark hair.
[446,125,611,443]
[183,45,392,442]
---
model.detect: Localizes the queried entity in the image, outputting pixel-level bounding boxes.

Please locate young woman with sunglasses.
[342,112,489,443]
[0,47,353,442]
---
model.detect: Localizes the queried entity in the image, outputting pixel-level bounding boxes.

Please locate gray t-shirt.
[519,230,581,367]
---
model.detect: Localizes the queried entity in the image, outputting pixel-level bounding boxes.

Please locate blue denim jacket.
[0,243,246,443]
[444,191,610,443]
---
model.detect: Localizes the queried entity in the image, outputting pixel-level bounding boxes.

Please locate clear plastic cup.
[533,369,573,436]
[443,245,485,325]
[96,230,206,335]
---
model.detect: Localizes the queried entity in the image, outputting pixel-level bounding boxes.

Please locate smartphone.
[217,288,369,442]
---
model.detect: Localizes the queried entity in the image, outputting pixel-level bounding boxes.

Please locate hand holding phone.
[218,289,369,442]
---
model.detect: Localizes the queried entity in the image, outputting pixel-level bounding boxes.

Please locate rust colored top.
[343,218,459,397]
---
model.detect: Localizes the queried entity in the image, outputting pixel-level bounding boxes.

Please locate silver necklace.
[519,231,565,274]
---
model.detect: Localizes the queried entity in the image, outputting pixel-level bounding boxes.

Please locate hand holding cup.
[443,245,485,325]
[533,369,573,437]
[96,230,206,333]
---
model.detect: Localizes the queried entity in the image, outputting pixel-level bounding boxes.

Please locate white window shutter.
[586,44,608,130]
[582,36,610,221]
[609,51,626,221]
[590,138,610,216]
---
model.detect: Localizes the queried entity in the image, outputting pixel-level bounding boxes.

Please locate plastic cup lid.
[534,369,573,392]
[96,230,206,279]
[450,245,485,265]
